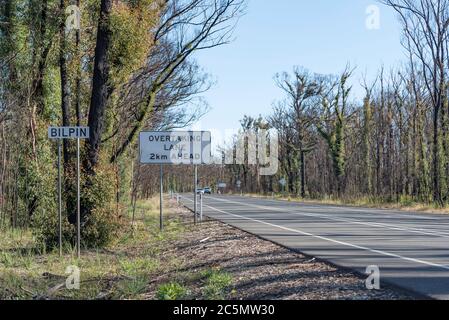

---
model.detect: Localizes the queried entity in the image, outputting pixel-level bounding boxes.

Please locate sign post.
[139,131,211,227]
[194,165,198,225]
[76,137,80,259]
[200,192,203,222]
[57,140,62,257]
[48,126,89,259]
[160,164,163,231]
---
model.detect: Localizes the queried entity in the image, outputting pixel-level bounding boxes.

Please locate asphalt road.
[179,193,449,300]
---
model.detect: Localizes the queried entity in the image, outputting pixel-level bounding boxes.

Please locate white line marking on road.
[207,196,449,239]
[180,195,449,271]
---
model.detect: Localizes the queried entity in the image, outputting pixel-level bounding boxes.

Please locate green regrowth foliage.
[316,70,352,195]
[109,0,160,85]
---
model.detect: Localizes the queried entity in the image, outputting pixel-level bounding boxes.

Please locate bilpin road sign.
[139,131,212,165]
[48,126,90,139]
[48,126,89,259]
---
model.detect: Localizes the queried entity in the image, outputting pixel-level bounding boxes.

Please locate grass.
[155,268,234,300]
[201,268,233,300]
[118,276,151,299]
[0,197,238,300]
[0,197,186,300]
[156,282,188,300]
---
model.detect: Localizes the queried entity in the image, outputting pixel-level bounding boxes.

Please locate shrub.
[32,161,123,250]
[118,276,149,298]
[202,269,233,300]
[82,206,122,248]
[79,161,123,248]
[31,208,75,250]
[156,282,188,300]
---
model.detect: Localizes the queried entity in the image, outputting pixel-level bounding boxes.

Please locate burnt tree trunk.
[86,0,113,172]
[300,150,306,198]
[79,0,113,221]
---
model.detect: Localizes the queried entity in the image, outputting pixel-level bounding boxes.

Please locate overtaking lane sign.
[48,126,90,139]
[140,131,211,165]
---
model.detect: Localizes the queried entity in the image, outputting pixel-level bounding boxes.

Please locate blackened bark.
[75,0,82,126]
[27,0,49,217]
[31,0,49,115]
[300,151,306,198]
[85,0,113,174]
[433,104,442,205]
[60,0,71,165]
[78,0,113,221]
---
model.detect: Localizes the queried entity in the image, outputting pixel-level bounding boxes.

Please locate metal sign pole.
[58,139,62,257]
[77,137,81,259]
[194,165,198,225]
[160,164,163,231]
[200,192,203,222]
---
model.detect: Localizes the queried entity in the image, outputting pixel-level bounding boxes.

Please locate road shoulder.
[146,201,415,300]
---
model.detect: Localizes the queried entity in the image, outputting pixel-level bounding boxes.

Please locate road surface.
[180,194,449,300]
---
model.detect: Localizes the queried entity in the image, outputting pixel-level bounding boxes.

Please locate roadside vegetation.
[0,198,185,299]
[237,193,449,215]
[0,196,237,300]
[155,268,233,300]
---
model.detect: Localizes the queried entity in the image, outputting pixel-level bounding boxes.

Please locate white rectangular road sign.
[48,127,90,139]
[139,131,211,165]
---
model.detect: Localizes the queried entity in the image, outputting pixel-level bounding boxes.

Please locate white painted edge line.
[208,196,449,239]
[180,195,449,271]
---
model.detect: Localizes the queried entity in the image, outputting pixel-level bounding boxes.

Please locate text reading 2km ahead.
[139,131,211,165]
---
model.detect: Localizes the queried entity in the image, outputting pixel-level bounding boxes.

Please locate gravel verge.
[145,201,416,300]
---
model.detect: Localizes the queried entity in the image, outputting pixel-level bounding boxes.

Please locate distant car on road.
[196,188,204,194]
[203,187,212,194]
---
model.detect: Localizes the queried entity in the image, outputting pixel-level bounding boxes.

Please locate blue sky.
[190,0,405,147]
